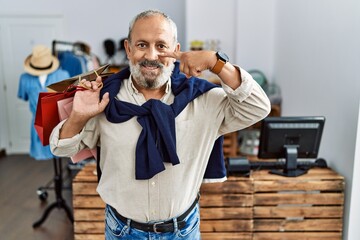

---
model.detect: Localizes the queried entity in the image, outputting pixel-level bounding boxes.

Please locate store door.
[0,15,64,154]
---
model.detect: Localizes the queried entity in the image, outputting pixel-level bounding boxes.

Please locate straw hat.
[24,45,59,76]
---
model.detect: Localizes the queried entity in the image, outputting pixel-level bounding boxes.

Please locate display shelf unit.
[73,164,344,240]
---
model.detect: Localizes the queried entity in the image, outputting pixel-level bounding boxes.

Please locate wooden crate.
[252,168,344,240]
[73,165,344,240]
[72,163,104,240]
[200,175,253,240]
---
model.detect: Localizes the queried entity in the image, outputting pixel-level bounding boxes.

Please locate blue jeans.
[104,203,201,240]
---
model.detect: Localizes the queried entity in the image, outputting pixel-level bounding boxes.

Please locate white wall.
[348,101,360,239]
[0,33,6,150]
[235,0,276,81]
[0,0,185,64]
[185,0,237,60]
[185,0,276,81]
[274,0,360,239]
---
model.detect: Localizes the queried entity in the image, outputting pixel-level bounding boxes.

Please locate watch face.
[217,51,229,62]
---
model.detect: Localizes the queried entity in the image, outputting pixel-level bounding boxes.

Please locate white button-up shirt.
[50,67,270,223]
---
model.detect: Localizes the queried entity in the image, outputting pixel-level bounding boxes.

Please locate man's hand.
[59,76,109,139]
[72,76,109,121]
[161,50,241,90]
[160,50,217,78]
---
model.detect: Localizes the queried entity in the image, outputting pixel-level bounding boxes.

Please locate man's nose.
[145,47,159,60]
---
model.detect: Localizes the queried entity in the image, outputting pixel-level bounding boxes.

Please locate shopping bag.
[57,97,97,162]
[34,89,76,146]
[57,97,73,120]
[47,64,113,92]
[35,67,107,146]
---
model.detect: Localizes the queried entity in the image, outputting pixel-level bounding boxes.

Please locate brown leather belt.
[109,194,200,233]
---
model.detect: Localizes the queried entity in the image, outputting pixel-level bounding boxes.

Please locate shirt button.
[151,181,156,186]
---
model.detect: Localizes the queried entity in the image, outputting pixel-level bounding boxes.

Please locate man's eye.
[158,44,167,50]
[137,43,146,48]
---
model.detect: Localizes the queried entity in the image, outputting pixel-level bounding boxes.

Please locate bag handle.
[65,69,104,93]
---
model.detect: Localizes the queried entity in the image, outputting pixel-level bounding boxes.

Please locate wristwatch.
[210,51,229,74]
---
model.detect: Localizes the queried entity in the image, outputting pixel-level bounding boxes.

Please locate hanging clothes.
[18,69,70,160]
[54,40,101,76]
[57,51,84,77]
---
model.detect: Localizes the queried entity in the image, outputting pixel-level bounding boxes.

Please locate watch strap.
[210,58,226,75]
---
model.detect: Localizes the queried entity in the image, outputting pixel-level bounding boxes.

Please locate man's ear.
[173,43,181,62]
[175,43,181,53]
[124,39,131,58]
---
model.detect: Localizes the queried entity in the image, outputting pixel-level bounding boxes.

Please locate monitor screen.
[258,116,325,177]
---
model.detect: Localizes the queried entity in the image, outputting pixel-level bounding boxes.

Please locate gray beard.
[129,60,174,89]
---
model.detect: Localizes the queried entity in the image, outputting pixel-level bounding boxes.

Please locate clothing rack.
[52,39,102,77]
[52,40,93,55]
[33,157,74,228]
[52,40,75,55]
[33,39,100,228]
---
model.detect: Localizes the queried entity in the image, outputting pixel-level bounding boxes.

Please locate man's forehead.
[131,16,174,42]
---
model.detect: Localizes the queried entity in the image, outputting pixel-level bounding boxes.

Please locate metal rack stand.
[33,157,74,228]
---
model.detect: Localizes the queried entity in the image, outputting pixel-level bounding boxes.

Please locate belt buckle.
[153,221,164,233]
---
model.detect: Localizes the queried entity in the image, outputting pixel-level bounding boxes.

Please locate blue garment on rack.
[18,69,70,160]
[77,54,88,72]
[57,51,83,77]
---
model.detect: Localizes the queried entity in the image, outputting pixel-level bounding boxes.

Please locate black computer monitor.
[258,116,325,177]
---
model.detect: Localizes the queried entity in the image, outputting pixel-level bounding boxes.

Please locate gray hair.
[127,9,178,45]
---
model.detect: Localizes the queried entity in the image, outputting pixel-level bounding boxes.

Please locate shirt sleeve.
[220,66,255,103]
[205,66,271,136]
[50,117,99,157]
[17,74,29,101]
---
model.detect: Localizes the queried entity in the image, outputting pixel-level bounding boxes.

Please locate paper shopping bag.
[57,97,73,120]
[34,90,76,146]
[57,97,97,162]
[47,64,113,92]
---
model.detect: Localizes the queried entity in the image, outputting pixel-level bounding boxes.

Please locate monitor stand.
[269,145,308,177]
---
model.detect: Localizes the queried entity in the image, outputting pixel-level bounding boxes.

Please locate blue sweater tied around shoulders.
[100,62,227,180]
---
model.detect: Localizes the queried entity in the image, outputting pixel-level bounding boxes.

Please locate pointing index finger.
[160,50,182,60]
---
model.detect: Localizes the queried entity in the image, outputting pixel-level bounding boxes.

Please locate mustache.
[139,59,163,68]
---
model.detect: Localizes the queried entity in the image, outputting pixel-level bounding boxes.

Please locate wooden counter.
[73,164,344,240]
